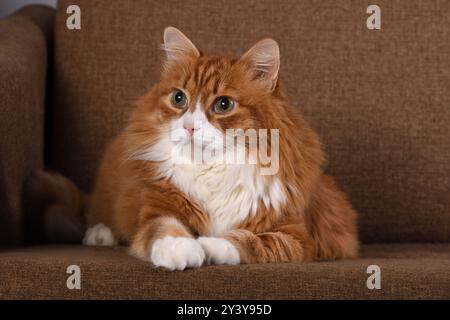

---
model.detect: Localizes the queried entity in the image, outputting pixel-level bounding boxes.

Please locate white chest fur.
[132,126,287,236]
[161,161,286,236]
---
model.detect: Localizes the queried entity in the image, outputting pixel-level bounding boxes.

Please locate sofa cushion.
[52,0,450,243]
[0,244,448,299]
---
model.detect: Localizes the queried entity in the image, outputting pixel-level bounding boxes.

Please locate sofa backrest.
[52,0,450,243]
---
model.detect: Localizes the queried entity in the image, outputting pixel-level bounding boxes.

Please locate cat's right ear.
[162,27,200,62]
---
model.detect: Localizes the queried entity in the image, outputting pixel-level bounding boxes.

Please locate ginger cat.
[30,27,358,270]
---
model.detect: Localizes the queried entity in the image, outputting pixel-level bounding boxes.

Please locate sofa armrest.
[0,5,55,246]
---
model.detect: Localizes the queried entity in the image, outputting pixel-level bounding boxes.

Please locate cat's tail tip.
[23,170,88,244]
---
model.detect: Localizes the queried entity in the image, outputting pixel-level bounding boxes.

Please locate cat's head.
[129,27,283,169]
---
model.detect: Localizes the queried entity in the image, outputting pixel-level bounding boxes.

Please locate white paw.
[150,236,205,271]
[197,237,240,265]
[82,223,116,246]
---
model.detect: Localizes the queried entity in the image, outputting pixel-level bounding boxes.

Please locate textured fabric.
[0,244,448,299]
[51,0,450,243]
[0,5,54,245]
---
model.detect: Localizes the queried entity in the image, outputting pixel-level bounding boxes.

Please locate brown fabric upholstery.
[0,1,448,300]
[0,244,448,299]
[0,5,55,245]
[52,0,450,243]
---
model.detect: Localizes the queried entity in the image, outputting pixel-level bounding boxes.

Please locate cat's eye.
[213,96,235,114]
[170,89,187,109]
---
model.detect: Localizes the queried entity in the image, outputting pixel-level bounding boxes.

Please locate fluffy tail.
[23,171,88,244]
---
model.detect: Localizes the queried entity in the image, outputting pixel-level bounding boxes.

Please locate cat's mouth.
[188,137,215,153]
[172,135,224,165]
[183,134,217,149]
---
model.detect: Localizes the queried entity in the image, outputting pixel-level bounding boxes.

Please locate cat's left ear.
[239,39,280,91]
[162,27,200,62]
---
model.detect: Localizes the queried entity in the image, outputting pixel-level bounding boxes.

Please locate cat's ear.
[162,27,200,62]
[239,39,280,91]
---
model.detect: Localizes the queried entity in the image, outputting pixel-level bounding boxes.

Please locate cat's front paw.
[197,237,240,265]
[150,236,205,271]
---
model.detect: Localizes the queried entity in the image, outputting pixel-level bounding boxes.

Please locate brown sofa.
[0,0,449,299]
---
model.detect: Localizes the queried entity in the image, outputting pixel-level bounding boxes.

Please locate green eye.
[213,96,235,114]
[171,89,187,108]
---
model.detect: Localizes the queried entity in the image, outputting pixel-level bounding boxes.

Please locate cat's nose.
[183,123,196,136]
